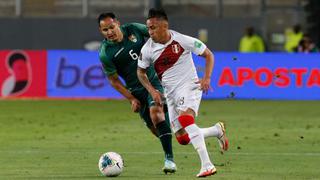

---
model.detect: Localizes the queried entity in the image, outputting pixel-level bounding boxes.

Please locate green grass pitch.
[0,100,319,179]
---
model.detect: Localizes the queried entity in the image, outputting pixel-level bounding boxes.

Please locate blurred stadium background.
[0,0,319,51]
[0,0,319,100]
[1,0,320,179]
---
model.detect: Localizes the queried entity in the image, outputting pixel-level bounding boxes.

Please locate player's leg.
[178,109,216,177]
[149,79,176,173]
[149,105,173,161]
[201,124,221,138]
[162,104,176,162]
[200,122,229,152]
[149,104,176,173]
[131,89,160,137]
[177,82,227,149]
[172,112,228,153]
[172,83,216,177]
[138,101,176,173]
[138,103,158,136]
[165,95,189,145]
[135,90,173,161]
[176,124,222,140]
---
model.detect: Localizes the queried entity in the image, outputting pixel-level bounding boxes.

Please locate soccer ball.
[98,152,124,177]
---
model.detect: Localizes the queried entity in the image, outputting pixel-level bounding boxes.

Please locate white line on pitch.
[1,150,320,156]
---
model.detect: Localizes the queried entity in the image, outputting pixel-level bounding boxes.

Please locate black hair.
[293,24,301,34]
[97,12,116,25]
[9,53,26,67]
[147,8,168,21]
[245,26,255,37]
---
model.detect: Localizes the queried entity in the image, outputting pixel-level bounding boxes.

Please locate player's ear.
[163,21,169,29]
[98,22,102,31]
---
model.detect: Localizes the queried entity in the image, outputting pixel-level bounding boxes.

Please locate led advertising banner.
[47,50,122,99]
[195,53,320,100]
[4,50,318,100]
[0,50,47,98]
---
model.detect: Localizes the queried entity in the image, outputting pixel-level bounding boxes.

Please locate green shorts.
[131,79,168,129]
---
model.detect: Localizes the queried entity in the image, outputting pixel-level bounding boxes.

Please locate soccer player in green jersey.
[97,12,176,173]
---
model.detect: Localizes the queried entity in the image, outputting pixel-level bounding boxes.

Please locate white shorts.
[165,82,202,133]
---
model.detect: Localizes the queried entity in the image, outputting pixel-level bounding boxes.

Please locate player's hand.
[151,90,163,106]
[130,98,141,113]
[196,77,213,94]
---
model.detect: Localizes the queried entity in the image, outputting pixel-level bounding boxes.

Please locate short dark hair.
[293,24,301,33]
[9,53,26,67]
[97,12,116,25]
[147,8,168,21]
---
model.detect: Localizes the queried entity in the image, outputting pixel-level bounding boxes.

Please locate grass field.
[0,100,320,180]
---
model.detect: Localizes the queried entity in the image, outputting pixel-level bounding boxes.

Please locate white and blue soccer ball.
[98,152,124,177]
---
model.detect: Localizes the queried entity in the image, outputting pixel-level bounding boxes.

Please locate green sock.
[156,121,174,161]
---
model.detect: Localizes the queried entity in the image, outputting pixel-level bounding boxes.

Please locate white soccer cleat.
[196,166,217,178]
[216,122,229,154]
[162,159,177,174]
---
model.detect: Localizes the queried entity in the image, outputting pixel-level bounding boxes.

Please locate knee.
[149,125,159,137]
[176,133,190,145]
[150,107,165,123]
[178,114,194,128]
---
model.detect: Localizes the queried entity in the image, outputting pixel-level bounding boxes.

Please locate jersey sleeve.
[180,34,207,55]
[138,44,151,69]
[99,47,117,76]
[131,23,149,37]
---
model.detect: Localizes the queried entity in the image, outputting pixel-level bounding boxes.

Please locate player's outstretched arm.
[107,74,140,112]
[137,67,163,105]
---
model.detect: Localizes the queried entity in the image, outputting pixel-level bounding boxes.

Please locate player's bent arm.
[200,48,214,80]
[198,48,214,93]
[137,67,156,94]
[137,67,163,105]
[107,74,136,101]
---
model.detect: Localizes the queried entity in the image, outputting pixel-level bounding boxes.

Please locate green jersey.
[99,23,158,92]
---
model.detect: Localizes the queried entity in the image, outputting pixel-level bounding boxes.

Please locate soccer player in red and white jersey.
[137,8,229,177]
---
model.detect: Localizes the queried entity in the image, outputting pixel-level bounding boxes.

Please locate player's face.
[147,18,168,43]
[99,17,122,42]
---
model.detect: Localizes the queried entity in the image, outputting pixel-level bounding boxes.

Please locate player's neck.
[115,32,124,43]
[159,31,171,44]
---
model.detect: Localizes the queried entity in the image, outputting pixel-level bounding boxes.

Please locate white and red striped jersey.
[138,30,206,94]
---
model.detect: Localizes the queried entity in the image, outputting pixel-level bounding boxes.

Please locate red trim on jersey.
[154,40,184,80]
